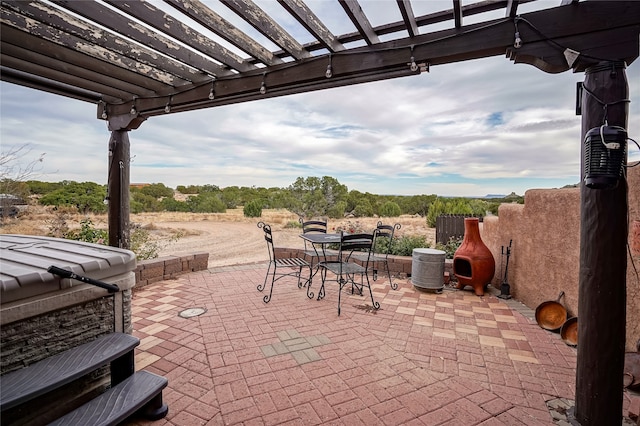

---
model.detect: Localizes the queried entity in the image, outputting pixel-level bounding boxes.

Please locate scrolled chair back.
[299,218,328,234]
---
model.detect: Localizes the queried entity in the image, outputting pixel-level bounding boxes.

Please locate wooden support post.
[107,130,131,249]
[574,62,629,424]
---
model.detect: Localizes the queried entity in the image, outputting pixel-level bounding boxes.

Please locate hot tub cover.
[0,235,136,303]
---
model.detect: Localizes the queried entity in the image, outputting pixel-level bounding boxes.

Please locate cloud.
[1,53,638,197]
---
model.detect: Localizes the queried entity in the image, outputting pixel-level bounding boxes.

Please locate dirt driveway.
[135,210,434,268]
[154,220,303,268]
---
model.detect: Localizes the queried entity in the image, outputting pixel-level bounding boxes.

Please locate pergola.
[2,1,639,424]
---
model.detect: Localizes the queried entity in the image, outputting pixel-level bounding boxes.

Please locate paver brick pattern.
[125,265,638,425]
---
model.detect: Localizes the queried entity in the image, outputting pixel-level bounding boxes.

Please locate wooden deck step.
[0,332,139,411]
[47,370,168,426]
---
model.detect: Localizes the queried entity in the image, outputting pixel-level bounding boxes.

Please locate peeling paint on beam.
[2,2,189,85]
[165,0,282,66]
[105,0,256,73]
[224,0,311,60]
[0,22,167,98]
[278,0,345,53]
[51,0,231,77]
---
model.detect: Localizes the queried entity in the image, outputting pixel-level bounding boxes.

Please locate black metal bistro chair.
[370,222,401,290]
[257,222,311,303]
[299,218,328,262]
[299,218,332,272]
[317,231,380,316]
[351,222,401,290]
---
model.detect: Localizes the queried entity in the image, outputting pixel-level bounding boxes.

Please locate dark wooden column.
[574,62,629,424]
[107,130,131,249]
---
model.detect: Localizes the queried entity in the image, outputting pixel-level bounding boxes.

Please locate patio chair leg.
[365,274,380,311]
[308,266,320,287]
[338,277,345,316]
[317,268,327,301]
[258,263,272,292]
[387,264,398,290]
[262,269,276,303]
[306,278,315,300]
[296,267,303,289]
[304,265,314,299]
[263,267,276,303]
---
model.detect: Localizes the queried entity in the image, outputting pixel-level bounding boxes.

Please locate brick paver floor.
[126,264,639,425]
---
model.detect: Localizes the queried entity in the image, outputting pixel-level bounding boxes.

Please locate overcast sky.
[1,1,639,197]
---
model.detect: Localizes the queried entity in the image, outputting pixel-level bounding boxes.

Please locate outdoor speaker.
[583,125,627,189]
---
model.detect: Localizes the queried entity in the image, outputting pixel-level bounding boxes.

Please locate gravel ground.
[154,221,303,268]
[142,213,434,269]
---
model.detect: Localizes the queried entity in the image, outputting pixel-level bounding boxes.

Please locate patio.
[127,264,639,425]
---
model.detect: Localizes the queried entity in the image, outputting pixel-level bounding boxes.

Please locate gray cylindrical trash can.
[411,248,446,291]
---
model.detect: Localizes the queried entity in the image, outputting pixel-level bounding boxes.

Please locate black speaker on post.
[583,125,627,190]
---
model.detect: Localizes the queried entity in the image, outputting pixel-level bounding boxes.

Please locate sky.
[1,1,639,198]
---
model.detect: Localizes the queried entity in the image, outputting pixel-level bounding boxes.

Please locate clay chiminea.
[453,217,495,296]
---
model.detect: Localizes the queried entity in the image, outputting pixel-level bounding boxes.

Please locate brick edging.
[134,252,209,289]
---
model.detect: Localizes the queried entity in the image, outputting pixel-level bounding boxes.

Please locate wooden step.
[47,370,168,426]
[0,332,139,411]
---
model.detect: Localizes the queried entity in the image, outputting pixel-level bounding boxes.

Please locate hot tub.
[1,235,137,373]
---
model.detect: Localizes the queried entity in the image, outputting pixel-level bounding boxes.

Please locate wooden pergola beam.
[224,0,311,60]
[104,0,254,73]
[278,0,345,53]
[339,0,380,45]
[397,0,419,38]
[51,0,231,77]
[164,0,283,66]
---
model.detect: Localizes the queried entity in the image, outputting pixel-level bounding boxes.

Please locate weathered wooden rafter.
[50,0,232,77]
[339,0,380,45]
[277,0,345,53]
[453,0,463,29]
[224,0,311,60]
[0,0,638,127]
[505,0,520,19]
[164,0,283,66]
[104,0,254,72]
[396,0,418,38]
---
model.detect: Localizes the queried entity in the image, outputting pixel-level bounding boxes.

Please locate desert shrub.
[332,220,366,234]
[130,224,182,260]
[352,201,373,217]
[373,235,392,254]
[284,220,301,229]
[389,235,429,256]
[39,181,107,214]
[326,220,367,250]
[52,216,180,261]
[161,197,190,212]
[379,201,402,217]
[426,197,445,227]
[45,208,76,238]
[327,201,346,219]
[131,192,162,213]
[435,236,463,259]
[243,199,263,218]
[187,193,226,213]
[137,183,173,199]
[65,218,107,244]
[129,223,160,260]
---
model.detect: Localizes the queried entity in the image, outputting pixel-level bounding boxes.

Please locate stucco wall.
[482,165,639,351]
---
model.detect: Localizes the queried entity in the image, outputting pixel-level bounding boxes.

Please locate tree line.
[11,176,523,225]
